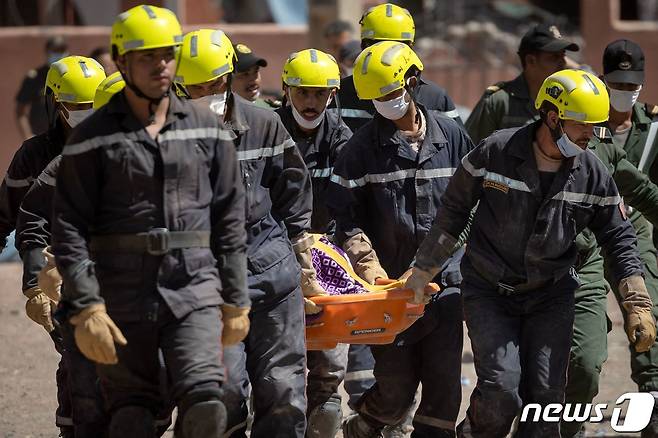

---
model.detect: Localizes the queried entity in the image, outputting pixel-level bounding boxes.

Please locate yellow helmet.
[111,4,182,56]
[535,69,610,124]
[282,49,340,89]
[353,41,423,100]
[175,29,235,86]
[360,3,415,43]
[45,56,106,104]
[93,72,125,109]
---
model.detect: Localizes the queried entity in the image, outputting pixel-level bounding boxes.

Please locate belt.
[90,228,211,255]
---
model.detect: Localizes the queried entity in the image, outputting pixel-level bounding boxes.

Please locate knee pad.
[109,405,155,438]
[306,397,342,438]
[180,400,227,438]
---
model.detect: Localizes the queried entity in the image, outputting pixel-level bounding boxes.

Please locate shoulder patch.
[646,103,658,117]
[485,81,507,96]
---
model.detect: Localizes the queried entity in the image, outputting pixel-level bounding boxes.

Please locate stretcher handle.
[309,283,440,305]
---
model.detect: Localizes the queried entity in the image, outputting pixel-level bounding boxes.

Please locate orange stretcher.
[304,236,440,350]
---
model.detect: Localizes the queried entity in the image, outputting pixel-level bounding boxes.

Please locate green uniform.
[464,74,539,145]
[564,134,658,437]
[606,102,658,394]
[467,81,658,437]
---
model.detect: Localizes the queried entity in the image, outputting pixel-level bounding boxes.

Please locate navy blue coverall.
[332,74,464,406]
[221,95,313,438]
[276,104,353,436]
[51,92,248,435]
[328,106,474,437]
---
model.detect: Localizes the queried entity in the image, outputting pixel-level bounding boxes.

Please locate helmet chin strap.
[122,62,169,124]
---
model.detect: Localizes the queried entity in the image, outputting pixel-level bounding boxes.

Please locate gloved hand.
[69,304,127,364]
[619,275,657,352]
[24,286,55,332]
[222,304,250,346]
[343,233,388,284]
[374,269,414,286]
[304,297,323,315]
[38,246,62,302]
[292,233,326,297]
[405,267,440,304]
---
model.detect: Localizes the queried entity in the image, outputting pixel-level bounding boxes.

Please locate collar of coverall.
[374,103,448,148]
[516,119,582,170]
[222,92,250,133]
[106,89,189,129]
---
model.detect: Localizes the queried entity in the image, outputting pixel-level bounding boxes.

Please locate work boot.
[343,414,384,438]
[179,400,227,438]
[306,397,343,438]
[382,423,411,437]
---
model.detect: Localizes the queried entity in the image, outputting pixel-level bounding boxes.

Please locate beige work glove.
[292,233,327,297]
[37,246,62,302]
[343,233,388,284]
[304,297,323,315]
[24,286,55,332]
[222,304,250,346]
[69,304,127,364]
[619,275,657,353]
[405,267,440,305]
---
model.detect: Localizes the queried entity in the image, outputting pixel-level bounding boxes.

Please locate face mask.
[63,108,93,128]
[608,85,642,112]
[548,120,584,158]
[288,90,331,130]
[47,52,67,65]
[193,92,227,116]
[372,89,410,120]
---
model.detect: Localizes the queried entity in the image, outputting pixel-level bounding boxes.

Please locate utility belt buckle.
[496,282,516,296]
[145,228,170,256]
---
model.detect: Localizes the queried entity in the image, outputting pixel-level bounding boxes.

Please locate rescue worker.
[599,39,658,437]
[1,55,102,253]
[275,48,352,437]
[466,30,658,436]
[51,6,249,438]
[465,23,579,144]
[406,69,655,437]
[15,36,68,139]
[332,4,463,417]
[231,43,277,109]
[18,72,175,437]
[333,3,462,133]
[329,40,472,438]
[175,28,315,437]
[11,54,105,438]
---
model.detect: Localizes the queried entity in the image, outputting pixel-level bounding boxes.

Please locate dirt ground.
[0,261,645,437]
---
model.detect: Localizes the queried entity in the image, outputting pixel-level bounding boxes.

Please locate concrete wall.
[0,24,308,175]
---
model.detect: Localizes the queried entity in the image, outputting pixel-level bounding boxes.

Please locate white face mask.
[372,89,410,120]
[548,120,584,158]
[63,108,93,128]
[608,85,642,113]
[193,92,227,116]
[288,91,331,130]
